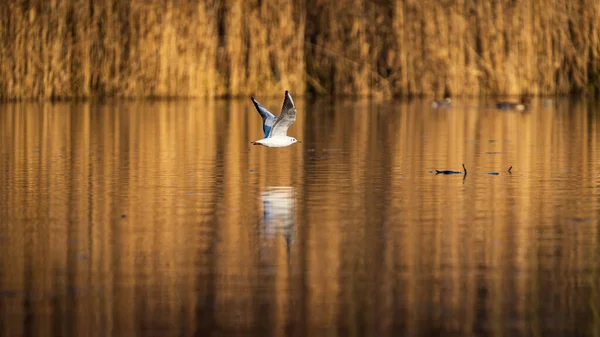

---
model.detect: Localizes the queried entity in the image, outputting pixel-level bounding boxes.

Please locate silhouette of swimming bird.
[436,164,467,175]
[483,165,513,175]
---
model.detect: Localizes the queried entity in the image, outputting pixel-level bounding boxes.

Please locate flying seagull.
[250,91,301,148]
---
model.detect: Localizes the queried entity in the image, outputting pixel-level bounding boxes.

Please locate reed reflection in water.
[0,98,599,337]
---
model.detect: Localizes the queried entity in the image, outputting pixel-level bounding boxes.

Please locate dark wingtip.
[282,90,295,110]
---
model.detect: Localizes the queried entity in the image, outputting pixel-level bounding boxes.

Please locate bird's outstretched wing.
[268,91,296,138]
[251,97,277,138]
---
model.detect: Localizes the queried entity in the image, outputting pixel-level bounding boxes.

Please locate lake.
[1,98,599,337]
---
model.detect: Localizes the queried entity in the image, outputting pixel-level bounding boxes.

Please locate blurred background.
[1,0,600,100]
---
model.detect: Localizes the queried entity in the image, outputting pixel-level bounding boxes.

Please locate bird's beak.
[297,140,302,143]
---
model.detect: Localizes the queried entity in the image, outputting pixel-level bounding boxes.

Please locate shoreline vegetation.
[1,0,599,100]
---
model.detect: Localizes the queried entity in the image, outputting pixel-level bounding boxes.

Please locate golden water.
[0,98,599,336]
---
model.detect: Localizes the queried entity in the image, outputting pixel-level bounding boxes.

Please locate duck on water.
[496,94,531,111]
[431,97,452,108]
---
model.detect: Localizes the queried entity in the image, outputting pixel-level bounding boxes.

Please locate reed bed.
[0,0,598,99]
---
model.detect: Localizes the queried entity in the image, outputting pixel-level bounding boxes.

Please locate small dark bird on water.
[507,166,512,173]
[436,164,467,175]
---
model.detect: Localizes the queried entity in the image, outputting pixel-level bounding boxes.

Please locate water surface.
[1,98,599,337]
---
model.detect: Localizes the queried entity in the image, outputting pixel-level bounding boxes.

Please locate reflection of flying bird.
[261,187,296,237]
[260,187,297,254]
[260,186,297,281]
[250,91,302,148]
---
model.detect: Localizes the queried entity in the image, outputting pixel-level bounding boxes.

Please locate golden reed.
[0,0,599,100]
